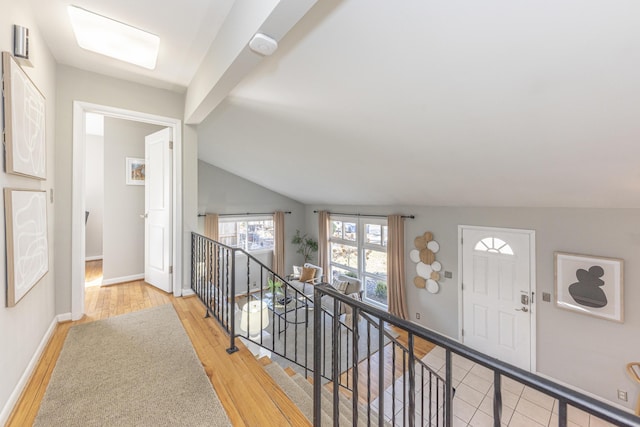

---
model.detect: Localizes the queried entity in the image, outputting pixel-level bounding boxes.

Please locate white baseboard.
[57,312,72,323]
[102,274,144,286]
[181,288,195,297]
[535,371,634,414]
[0,316,58,426]
[84,256,103,261]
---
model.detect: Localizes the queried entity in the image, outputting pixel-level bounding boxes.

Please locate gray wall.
[55,65,191,312]
[103,118,164,282]
[304,204,640,410]
[197,160,306,272]
[0,5,57,422]
[85,134,104,259]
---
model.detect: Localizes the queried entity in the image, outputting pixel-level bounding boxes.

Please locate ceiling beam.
[184,0,318,125]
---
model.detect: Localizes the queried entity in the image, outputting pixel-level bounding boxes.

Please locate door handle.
[515,307,529,312]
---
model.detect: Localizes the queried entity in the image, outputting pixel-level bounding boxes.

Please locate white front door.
[461,227,535,371]
[144,128,172,293]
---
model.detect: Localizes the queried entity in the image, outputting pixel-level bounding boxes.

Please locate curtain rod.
[198,211,291,217]
[313,210,414,219]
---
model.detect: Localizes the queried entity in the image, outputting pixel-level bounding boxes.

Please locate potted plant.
[267,277,283,296]
[291,230,318,263]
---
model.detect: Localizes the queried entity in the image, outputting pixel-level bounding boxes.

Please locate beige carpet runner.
[35,304,231,426]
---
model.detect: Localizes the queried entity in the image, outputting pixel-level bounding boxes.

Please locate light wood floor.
[84,260,103,286]
[6,281,311,427]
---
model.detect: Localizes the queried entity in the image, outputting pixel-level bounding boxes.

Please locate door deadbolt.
[521,294,529,305]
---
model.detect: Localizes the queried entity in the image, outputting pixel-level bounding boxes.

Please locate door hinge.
[169,140,173,150]
[461,329,464,337]
[169,266,173,274]
[461,283,464,290]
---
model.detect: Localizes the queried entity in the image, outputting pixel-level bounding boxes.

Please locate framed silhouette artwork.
[554,252,623,323]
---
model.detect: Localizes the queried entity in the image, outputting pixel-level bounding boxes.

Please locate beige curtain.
[204,213,219,241]
[273,211,285,277]
[387,215,408,320]
[203,213,219,289]
[318,210,330,282]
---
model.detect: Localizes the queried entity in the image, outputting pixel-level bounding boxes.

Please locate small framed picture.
[125,157,145,185]
[554,252,624,323]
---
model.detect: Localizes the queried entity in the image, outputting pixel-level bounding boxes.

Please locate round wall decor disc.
[416,262,433,279]
[409,249,420,263]
[427,240,440,253]
[419,248,435,264]
[431,261,442,272]
[423,231,433,242]
[427,279,440,294]
[430,271,441,281]
[414,235,427,249]
[413,276,426,288]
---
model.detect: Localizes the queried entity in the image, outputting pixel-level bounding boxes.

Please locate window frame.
[218,215,275,254]
[329,215,388,309]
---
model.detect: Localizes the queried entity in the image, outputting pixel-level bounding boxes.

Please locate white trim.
[182,288,195,297]
[57,313,73,322]
[85,255,103,261]
[0,316,58,426]
[458,225,537,372]
[102,274,145,286]
[72,102,183,320]
[534,371,634,414]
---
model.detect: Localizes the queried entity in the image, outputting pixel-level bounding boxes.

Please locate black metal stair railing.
[192,233,639,427]
[359,311,450,426]
[312,283,640,427]
[191,232,354,380]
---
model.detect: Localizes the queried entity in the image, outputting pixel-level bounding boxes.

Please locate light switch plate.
[542,292,551,302]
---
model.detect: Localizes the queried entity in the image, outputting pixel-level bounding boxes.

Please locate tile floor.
[371,346,619,427]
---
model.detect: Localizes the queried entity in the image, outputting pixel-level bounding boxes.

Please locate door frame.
[457,225,537,372]
[72,101,183,320]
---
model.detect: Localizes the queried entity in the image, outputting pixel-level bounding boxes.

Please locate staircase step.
[265,363,333,425]
[266,362,388,426]
[293,375,354,426]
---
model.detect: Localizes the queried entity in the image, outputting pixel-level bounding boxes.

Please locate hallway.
[7,282,309,426]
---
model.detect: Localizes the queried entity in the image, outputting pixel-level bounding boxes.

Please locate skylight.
[68,5,159,70]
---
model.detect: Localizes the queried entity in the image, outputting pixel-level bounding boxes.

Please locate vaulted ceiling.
[33,0,640,207]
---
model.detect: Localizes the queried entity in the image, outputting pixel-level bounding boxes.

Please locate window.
[329,216,388,308]
[474,237,513,255]
[218,217,274,252]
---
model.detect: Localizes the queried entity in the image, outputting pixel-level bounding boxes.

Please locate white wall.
[197,160,306,272]
[304,204,640,410]
[0,4,57,422]
[84,134,104,259]
[102,118,164,282]
[55,65,191,312]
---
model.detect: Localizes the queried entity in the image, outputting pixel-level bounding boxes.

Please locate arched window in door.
[474,237,514,255]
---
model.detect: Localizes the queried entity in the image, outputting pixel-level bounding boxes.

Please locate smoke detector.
[249,33,278,56]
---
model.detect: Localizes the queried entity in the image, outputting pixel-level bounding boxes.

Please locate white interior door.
[144,128,172,293]
[461,227,534,371]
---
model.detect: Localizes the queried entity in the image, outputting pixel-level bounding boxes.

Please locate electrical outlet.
[542,292,551,302]
[415,313,421,320]
[252,281,257,288]
[618,390,628,401]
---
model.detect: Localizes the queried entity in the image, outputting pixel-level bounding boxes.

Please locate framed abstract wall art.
[2,52,47,180]
[554,252,623,323]
[4,189,49,307]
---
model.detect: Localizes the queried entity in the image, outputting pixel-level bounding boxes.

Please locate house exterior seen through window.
[218,217,274,252]
[329,216,388,308]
